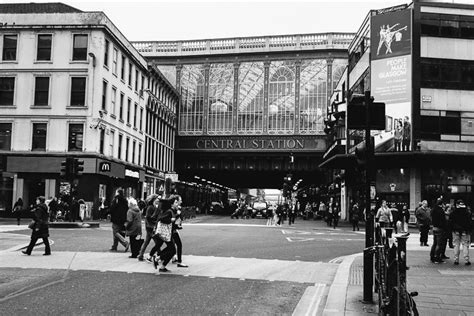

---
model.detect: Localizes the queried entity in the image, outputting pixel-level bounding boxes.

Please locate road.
[0,216,364,315]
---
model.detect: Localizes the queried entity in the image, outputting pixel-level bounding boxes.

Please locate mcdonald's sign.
[99,162,111,172]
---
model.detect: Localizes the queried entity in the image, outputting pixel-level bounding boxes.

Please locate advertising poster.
[370,7,412,152]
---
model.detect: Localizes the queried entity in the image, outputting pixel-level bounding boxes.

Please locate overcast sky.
[6,0,410,41]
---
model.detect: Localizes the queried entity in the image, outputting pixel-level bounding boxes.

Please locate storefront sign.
[99,162,111,172]
[125,169,139,178]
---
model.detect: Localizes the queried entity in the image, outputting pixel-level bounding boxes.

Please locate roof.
[0,2,82,14]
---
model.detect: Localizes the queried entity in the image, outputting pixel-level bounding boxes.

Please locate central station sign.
[177,136,326,151]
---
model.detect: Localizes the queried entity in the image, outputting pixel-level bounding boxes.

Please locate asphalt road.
[0,216,364,315]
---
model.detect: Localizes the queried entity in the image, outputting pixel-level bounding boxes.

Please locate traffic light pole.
[363,91,374,303]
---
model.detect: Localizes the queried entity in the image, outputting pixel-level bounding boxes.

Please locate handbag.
[153,221,172,242]
[28,220,36,230]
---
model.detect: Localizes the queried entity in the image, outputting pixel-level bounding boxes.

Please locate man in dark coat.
[22,196,51,255]
[430,198,448,263]
[109,189,129,251]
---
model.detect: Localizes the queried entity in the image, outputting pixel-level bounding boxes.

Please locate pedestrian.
[450,199,472,266]
[108,189,130,252]
[390,203,399,233]
[138,195,160,262]
[415,200,431,247]
[152,197,177,273]
[22,196,51,256]
[398,205,410,233]
[125,197,142,259]
[70,196,79,222]
[376,200,393,228]
[430,197,448,263]
[171,195,188,268]
[445,203,455,249]
[332,202,340,229]
[350,201,360,231]
[288,202,296,225]
[13,197,23,225]
[98,197,108,221]
[48,197,59,222]
[78,199,86,222]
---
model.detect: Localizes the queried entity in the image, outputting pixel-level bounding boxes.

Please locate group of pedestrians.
[375,200,411,233]
[108,189,188,273]
[416,197,472,265]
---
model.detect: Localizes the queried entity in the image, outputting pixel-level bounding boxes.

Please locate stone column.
[263,60,271,134]
[233,62,240,134]
[295,60,301,134]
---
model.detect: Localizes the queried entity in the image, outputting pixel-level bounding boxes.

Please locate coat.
[31,203,49,238]
[125,206,142,236]
[109,194,128,225]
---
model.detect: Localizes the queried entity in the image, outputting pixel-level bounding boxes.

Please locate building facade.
[0,3,177,215]
[322,1,474,219]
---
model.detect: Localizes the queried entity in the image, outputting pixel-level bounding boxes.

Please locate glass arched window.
[268,61,295,134]
[179,65,205,135]
[299,59,327,134]
[208,63,234,135]
[238,62,264,134]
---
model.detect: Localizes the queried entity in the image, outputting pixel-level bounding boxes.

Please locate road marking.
[292,283,326,316]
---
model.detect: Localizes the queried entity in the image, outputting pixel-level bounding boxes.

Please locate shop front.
[144,169,165,199]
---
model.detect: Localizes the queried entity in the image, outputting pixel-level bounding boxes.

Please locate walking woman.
[376,200,393,228]
[151,197,177,273]
[125,198,142,258]
[171,195,188,268]
[13,197,23,225]
[138,195,160,261]
[22,196,51,256]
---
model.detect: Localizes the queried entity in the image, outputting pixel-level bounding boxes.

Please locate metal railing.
[132,33,354,57]
[368,226,419,315]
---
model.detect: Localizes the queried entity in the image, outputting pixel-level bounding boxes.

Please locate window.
[34,77,50,106]
[0,123,12,150]
[32,123,47,151]
[121,56,125,80]
[125,137,130,162]
[102,80,107,111]
[99,129,105,154]
[119,93,124,120]
[111,87,117,115]
[128,62,132,86]
[138,143,142,165]
[118,134,123,159]
[109,130,115,156]
[2,35,17,61]
[135,70,139,91]
[37,34,52,61]
[0,77,15,105]
[104,39,109,67]
[68,124,84,151]
[72,34,88,61]
[139,108,143,131]
[112,48,118,74]
[70,77,86,106]
[134,103,138,127]
[132,140,136,164]
[127,98,131,124]
[141,75,145,93]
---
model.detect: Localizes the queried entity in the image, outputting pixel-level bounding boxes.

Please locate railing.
[132,33,354,56]
[368,226,419,315]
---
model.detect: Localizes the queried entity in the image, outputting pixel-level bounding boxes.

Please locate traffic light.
[347,94,385,130]
[60,160,68,177]
[60,157,75,178]
[74,159,84,176]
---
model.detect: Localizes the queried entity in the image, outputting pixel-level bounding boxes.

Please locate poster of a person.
[376,23,408,56]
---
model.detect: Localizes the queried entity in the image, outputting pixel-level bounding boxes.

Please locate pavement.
[1,217,473,315]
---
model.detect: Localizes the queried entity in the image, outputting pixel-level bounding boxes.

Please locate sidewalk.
[333,234,474,315]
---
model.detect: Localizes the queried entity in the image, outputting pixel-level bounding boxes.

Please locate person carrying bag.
[150,198,177,272]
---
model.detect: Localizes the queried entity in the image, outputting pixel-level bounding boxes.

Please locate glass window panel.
[421,18,439,36]
[72,34,88,60]
[299,59,328,134]
[34,77,50,106]
[70,77,86,106]
[68,123,84,151]
[32,123,47,151]
[208,63,234,135]
[179,65,205,135]
[460,21,474,39]
[0,77,15,105]
[268,61,295,134]
[0,123,12,150]
[3,35,17,61]
[440,20,459,37]
[238,62,264,135]
[37,34,52,61]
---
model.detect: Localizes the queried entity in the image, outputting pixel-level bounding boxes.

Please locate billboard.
[370,7,412,152]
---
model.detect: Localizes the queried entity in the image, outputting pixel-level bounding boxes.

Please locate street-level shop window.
[68,123,84,151]
[0,77,15,105]
[34,77,50,106]
[2,35,17,61]
[0,123,12,150]
[37,34,52,61]
[70,77,86,106]
[72,34,88,61]
[32,123,47,151]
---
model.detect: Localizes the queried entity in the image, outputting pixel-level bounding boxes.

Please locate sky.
[5,0,409,41]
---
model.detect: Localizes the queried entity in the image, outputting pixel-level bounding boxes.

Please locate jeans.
[160,240,176,266]
[430,227,447,260]
[26,236,51,255]
[138,227,154,258]
[128,235,141,257]
[112,223,128,249]
[419,225,430,244]
[453,231,470,263]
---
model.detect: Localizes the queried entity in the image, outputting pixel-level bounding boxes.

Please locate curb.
[323,253,361,315]
[50,222,100,228]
